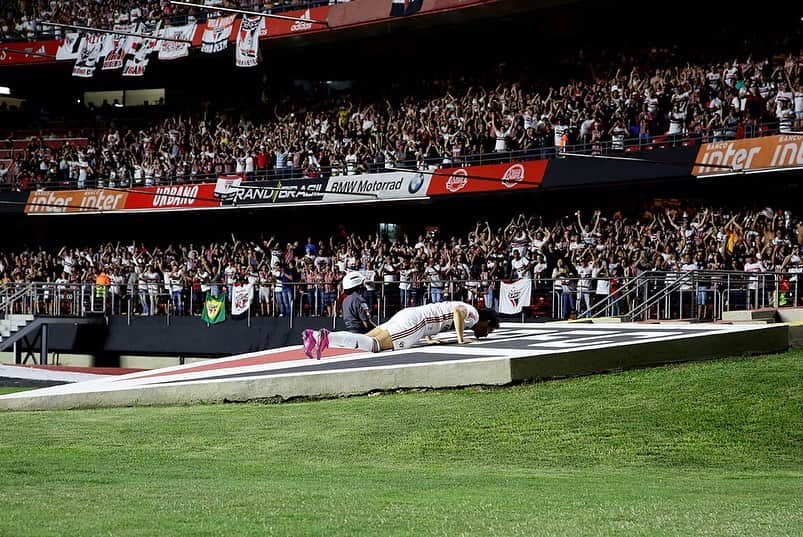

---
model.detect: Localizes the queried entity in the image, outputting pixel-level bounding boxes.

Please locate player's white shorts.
[379,308,455,350]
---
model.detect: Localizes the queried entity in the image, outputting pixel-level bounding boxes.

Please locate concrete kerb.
[509,323,789,381]
[0,356,514,411]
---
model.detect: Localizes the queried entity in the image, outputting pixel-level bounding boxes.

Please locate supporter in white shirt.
[510,249,531,280]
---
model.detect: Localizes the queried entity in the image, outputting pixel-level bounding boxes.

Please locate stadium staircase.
[0,314,35,345]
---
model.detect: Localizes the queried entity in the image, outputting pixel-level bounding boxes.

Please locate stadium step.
[0,315,36,341]
[721,309,778,323]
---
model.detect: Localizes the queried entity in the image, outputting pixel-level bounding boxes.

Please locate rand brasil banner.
[217,178,326,206]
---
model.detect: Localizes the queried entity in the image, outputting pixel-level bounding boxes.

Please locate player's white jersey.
[381,301,479,349]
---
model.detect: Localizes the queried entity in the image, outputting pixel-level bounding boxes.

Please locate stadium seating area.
[2,42,802,191]
[4,43,803,189]
[2,204,801,318]
[0,0,351,41]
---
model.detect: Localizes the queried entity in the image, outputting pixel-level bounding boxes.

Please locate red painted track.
[137,347,361,379]
[2,365,143,375]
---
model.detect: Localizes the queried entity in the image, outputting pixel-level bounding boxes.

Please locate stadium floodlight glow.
[42,22,193,43]
[0,87,10,96]
[169,1,329,26]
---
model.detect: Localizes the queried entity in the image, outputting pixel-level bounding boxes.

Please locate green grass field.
[0,351,801,537]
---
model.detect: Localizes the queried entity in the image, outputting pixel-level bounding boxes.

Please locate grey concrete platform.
[0,323,789,411]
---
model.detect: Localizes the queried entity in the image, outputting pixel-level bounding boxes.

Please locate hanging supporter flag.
[214,175,243,199]
[235,16,263,68]
[202,292,227,324]
[390,0,424,16]
[57,32,82,60]
[101,24,136,70]
[122,22,162,77]
[231,284,254,316]
[201,14,236,54]
[158,23,196,61]
[499,279,532,314]
[72,33,104,77]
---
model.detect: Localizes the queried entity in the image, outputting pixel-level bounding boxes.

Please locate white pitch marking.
[629,332,682,339]
[531,340,617,348]
[558,330,621,336]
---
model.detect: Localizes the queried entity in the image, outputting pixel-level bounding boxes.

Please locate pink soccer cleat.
[302,329,317,359]
[315,329,330,360]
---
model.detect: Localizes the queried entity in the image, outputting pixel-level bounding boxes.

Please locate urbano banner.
[693,135,803,176]
[322,171,430,202]
[219,178,326,206]
[427,160,547,196]
[25,184,218,215]
[123,184,218,210]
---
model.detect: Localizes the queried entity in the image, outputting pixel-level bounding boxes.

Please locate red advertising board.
[0,40,59,66]
[24,183,219,215]
[123,183,219,211]
[266,6,330,37]
[427,160,547,196]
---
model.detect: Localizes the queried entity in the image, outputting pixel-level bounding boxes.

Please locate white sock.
[327,331,379,352]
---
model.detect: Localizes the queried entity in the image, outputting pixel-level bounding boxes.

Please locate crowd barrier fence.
[1,270,800,329]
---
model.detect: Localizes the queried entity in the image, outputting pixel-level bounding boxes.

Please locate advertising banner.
[201,14,236,53]
[427,160,546,196]
[219,178,326,206]
[25,184,218,214]
[158,23,196,60]
[693,135,803,176]
[25,189,129,214]
[266,6,329,36]
[123,184,219,210]
[323,170,430,202]
[0,40,60,66]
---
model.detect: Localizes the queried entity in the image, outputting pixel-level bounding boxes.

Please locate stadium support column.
[40,324,48,366]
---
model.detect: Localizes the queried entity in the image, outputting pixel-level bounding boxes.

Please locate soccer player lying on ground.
[302,300,500,360]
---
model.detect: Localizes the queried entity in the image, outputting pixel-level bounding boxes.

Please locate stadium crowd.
[2,204,802,319]
[0,0,351,41]
[3,44,803,190]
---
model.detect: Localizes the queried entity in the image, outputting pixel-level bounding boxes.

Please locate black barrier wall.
[26,317,347,359]
[542,146,698,188]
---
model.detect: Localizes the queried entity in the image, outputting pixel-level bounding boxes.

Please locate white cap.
[342,271,365,291]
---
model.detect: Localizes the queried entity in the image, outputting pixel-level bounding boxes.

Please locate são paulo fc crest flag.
[235,16,263,68]
[499,278,532,314]
[390,0,423,16]
[231,284,254,316]
[201,14,236,54]
[202,292,227,324]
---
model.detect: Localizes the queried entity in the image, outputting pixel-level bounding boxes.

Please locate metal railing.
[0,270,799,326]
[3,120,797,192]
